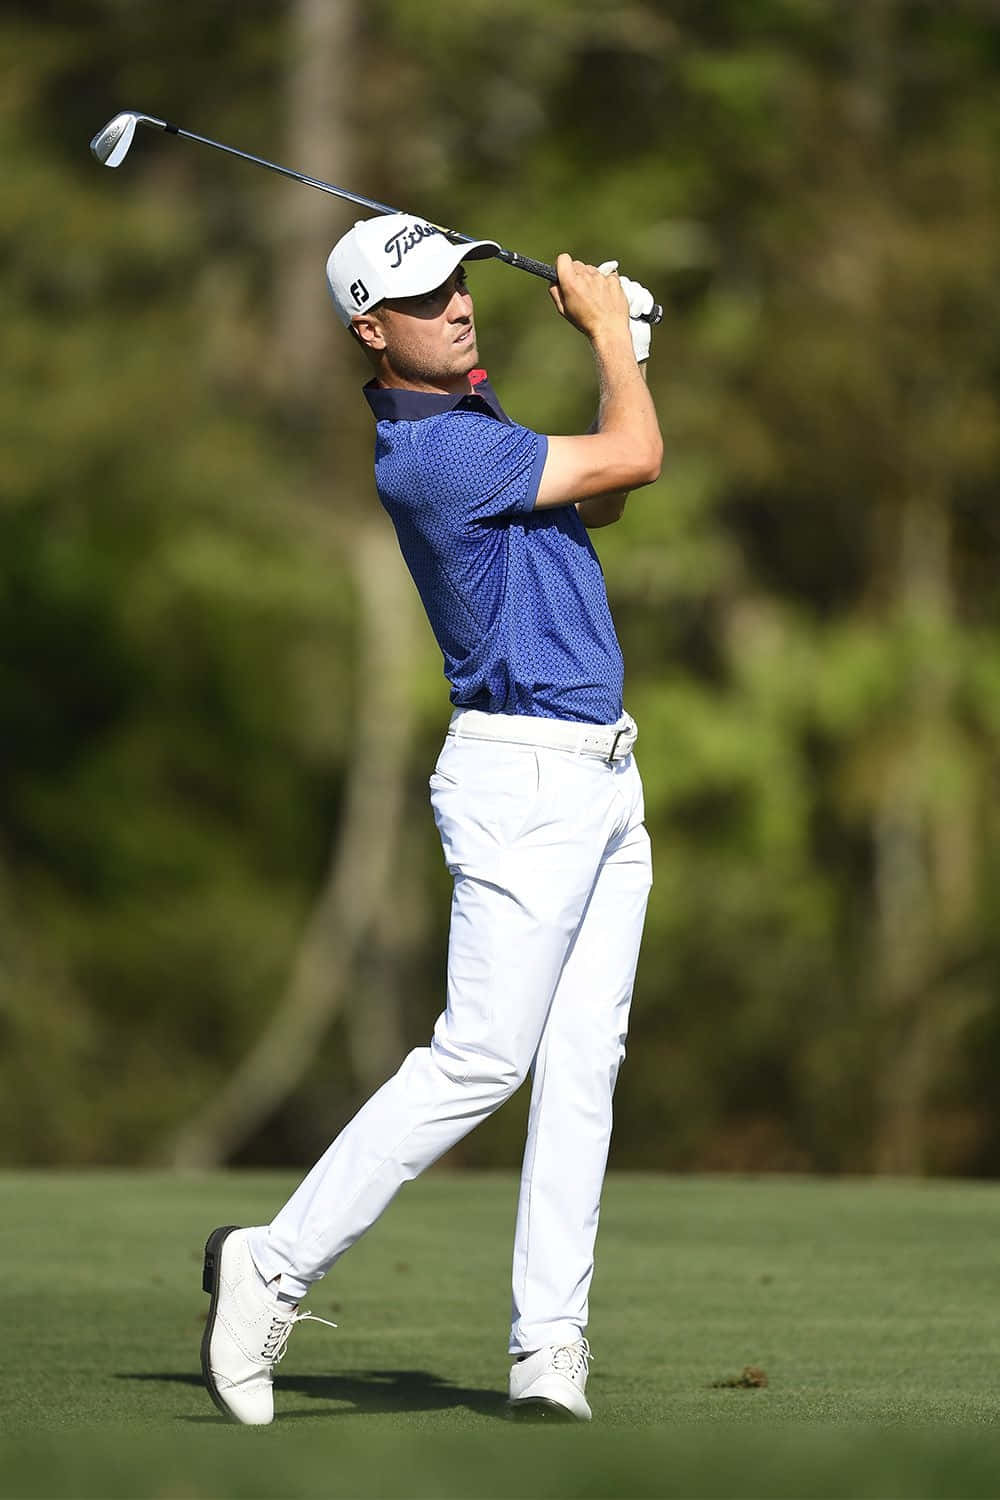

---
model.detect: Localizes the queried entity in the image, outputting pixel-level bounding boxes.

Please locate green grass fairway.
[3,1172,1000,1497]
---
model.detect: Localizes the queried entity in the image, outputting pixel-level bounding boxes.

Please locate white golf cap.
[326,214,500,325]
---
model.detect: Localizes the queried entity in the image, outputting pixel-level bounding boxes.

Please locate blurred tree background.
[3,0,1000,1176]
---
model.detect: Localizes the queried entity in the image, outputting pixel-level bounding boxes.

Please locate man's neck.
[375,370,473,396]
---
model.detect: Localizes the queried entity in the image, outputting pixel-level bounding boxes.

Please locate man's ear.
[351,313,386,351]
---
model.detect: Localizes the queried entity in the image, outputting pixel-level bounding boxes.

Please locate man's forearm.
[536,257,661,509]
[575,363,650,528]
[591,338,660,482]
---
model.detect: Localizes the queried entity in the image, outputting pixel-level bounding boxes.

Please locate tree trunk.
[168,0,421,1167]
[272,0,356,408]
[168,521,418,1166]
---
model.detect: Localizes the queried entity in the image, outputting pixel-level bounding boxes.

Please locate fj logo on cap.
[350,279,370,307]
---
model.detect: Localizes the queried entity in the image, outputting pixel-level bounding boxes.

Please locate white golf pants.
[248,718,652,1353]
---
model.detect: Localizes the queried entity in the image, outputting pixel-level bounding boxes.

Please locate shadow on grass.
[119,1369,508,1422]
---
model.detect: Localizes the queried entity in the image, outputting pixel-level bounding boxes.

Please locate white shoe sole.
[506,1395,587,1422]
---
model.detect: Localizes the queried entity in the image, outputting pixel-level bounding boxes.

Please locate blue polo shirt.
[364,372,625,724]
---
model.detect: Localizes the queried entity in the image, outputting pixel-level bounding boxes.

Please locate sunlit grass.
[3,1171,1000,1497]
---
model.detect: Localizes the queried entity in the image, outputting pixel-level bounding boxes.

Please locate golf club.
[90,110,663,324]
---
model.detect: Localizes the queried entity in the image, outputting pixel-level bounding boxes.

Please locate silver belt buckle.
[607,728,625,763]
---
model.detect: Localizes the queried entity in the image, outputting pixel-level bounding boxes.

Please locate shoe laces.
[260,1307,337,1366]
[551,1338,592,1381]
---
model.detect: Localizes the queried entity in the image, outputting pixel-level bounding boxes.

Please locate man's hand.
[548,254,631,345]
[536,254,662,513]
[598,262,655,363]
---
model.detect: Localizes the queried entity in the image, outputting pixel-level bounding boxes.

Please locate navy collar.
[363,370,510,425]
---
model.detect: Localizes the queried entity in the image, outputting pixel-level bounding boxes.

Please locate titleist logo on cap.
[326,213,497,326]
[383,222,442,269]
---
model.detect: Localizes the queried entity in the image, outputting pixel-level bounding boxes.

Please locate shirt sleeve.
[416,412,548,524]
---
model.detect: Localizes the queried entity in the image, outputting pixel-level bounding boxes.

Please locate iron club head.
[90,112,166,168]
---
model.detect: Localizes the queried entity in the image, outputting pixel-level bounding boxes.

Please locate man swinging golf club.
[201,215,661,1424]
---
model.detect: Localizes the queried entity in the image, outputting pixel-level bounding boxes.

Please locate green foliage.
[4,1,1000,1171]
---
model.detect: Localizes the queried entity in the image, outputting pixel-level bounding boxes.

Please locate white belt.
[448,708,638,763]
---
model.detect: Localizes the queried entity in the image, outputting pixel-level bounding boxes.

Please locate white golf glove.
[598,260,654,363]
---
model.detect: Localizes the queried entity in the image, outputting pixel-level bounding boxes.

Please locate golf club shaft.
[171,123,556,275]
[97,114,663,324]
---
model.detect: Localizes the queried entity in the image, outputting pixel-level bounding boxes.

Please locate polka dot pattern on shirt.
[370,384,625,724]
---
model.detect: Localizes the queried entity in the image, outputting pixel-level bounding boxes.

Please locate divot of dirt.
[709,1364,768,1389]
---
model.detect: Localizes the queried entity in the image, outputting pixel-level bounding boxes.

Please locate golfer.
[201,217,662,1424]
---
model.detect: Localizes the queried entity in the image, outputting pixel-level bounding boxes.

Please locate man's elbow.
[608,438,661,492]
[634,437,663,487]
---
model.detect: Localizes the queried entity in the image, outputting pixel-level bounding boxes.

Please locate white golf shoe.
[200,1225,335,1425]
[507,1339,593,1422]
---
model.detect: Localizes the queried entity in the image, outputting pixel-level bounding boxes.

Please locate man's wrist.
[589,324,638,359]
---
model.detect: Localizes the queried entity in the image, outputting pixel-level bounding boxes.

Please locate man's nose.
[448,286,472,319]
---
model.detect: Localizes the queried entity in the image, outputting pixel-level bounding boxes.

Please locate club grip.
[499,250,559,282]
[498,249,663,325]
